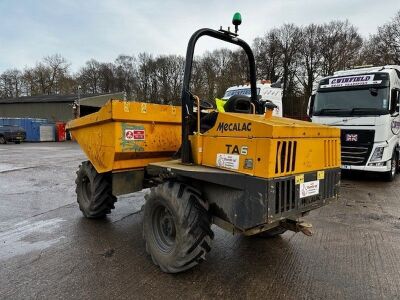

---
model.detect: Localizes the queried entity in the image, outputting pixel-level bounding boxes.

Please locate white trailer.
[309,65,400,181]
[223,80,283,117]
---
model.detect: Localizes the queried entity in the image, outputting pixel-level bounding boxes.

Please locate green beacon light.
[232,12,242,34]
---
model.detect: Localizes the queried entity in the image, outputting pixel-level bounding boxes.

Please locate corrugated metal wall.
[0,103,73,122]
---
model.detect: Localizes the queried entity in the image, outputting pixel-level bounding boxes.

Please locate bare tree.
[273,24,302,115]
[44,54,70,94]
[114,55,137,98]
[135,53,154,101]
[297,24,324,98]
[78,59,102,94]
[320,20,362,76]
[253,31,281,82]
[0,69,23,98]
[362,10,400,65]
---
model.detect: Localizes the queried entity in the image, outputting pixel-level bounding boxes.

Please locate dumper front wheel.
[143,181,214,273]
[75,161,117,218]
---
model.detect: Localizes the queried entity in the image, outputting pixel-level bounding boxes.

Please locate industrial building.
[0,92,124,122]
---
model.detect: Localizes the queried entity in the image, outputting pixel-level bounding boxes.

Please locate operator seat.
[223,95,252,114]
[200,95,252,133]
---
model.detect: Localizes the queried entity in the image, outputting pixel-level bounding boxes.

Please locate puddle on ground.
[0,218,65,261]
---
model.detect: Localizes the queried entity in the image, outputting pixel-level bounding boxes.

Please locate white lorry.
[309,65,400,181]
[223,80,283,117]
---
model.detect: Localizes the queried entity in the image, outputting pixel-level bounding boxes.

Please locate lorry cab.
[223,80,283,117]
[309,65,400,180]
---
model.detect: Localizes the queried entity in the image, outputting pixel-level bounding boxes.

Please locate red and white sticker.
[125,129,145,141]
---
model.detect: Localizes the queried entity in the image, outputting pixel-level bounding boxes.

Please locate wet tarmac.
[1,142,400,299]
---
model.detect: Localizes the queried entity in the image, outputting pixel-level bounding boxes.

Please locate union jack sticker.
[345,134,358,142]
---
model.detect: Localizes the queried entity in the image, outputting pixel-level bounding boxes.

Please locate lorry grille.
[275,141,297,174]
[324,139,339,167]
[340,130,374,165]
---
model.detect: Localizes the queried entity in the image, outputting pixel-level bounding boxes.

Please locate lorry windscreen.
[224,88,260,98]
[313,87,389,116]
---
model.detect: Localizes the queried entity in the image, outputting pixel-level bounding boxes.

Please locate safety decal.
[125,129,145,141]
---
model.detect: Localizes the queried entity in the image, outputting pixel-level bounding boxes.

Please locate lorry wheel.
[384,152,398,182]
[0,136,6,144]
[143,181,214,273]
[75,161,117,218]
[254,226,287,238]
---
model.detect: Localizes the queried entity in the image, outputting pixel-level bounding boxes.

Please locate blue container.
[0,118,49,142]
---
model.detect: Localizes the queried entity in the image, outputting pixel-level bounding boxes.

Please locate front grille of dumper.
[274,140,297,175]
[324,139,339,167]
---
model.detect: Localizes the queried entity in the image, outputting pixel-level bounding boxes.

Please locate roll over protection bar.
[180,28,261,163]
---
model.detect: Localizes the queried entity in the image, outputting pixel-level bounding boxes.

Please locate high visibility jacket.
[215,98,227,112]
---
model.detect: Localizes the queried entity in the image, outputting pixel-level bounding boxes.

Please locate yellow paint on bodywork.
[68,100,340,179]
[193,111,341,178]
[67,100,181,173]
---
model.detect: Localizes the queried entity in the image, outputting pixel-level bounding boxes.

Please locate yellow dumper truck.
[68,13,341,273]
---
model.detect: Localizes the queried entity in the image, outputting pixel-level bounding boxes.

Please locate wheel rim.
[152,204,176,253]
[0,137,5,144]
[81,175,92,203]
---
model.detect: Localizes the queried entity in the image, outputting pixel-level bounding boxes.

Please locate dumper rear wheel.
[75,161,117,218]
[143,181,214,273]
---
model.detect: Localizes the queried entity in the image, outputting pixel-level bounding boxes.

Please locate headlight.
[370,147,385,162]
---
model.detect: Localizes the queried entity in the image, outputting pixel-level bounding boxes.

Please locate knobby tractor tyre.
[143,181,214,273]
[254,226,287,238]
[75,161,117,218]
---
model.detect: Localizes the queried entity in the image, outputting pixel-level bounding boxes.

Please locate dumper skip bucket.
[67,100,182,173]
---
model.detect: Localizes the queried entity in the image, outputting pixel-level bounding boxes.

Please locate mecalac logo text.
[216,122,252,133]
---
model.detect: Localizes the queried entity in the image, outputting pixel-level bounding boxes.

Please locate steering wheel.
[192,94,214,110]
[198,99,214,110]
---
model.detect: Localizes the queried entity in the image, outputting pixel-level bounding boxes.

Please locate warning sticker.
[216,153,239,170]
[125,129,145,141]
[299,180,320,198]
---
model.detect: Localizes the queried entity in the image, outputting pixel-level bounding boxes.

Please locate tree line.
[1,10,399,116]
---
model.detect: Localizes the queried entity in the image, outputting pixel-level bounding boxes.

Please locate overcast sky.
[0,0,399,72]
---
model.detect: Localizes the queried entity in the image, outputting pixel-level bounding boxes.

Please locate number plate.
[341,165,351,170]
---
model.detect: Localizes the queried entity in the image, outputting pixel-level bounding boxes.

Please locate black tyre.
[254,226,287,238]
[143,181,214,273]
[15,141,21,144]
[0,136,6,144]
[384,152,398,182]
[75,161,117,218]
